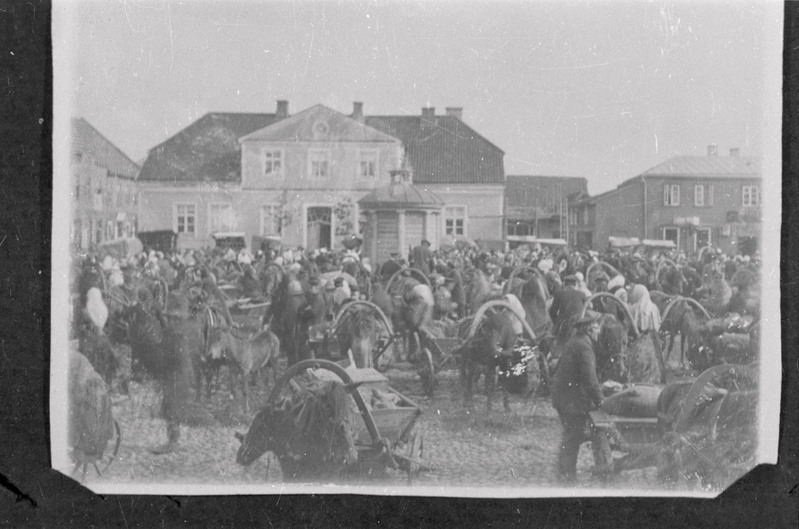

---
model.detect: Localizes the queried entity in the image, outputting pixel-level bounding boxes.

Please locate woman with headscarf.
[628,284,661,333]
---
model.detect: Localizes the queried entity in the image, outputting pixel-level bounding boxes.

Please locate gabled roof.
[138,113,282,183]
[584,153,762,205]
[365,115,504,185]
[138,107,506,185]
[639,155,761,177]
[240,105,400,144]
[71,118,140,179]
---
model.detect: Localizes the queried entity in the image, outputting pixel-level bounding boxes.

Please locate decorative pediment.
[240,105,401,144]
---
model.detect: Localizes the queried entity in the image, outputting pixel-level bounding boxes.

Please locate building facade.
[70,118,140,250]
[137,102,506,253]
[569,146,762,255]
[504,175,587,245]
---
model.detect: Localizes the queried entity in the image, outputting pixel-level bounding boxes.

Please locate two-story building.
[504,175,587,246]
[137,101,506,252]
[569,146,762,255]
[70,118,140,250]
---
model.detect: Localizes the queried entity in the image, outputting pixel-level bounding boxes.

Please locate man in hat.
[410,239,434,277]
[551,310,606,483]
[549,274,587,344]
[151,293,199,454]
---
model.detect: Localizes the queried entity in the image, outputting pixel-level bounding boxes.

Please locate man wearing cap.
[409,239,434,276]
[549,274,587,343]
[551,310,606,483]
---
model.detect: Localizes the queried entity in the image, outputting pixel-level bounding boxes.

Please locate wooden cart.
[265,359,426,484]
[588,363,758,480]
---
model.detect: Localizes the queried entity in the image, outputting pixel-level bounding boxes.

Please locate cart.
[238,359,426,484]
[325,300,398,368]
[414,299,544,397]
[588,362,758,481]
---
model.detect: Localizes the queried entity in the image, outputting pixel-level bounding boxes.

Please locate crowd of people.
[68,235,761,481]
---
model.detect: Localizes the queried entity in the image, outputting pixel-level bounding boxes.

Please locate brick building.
[569,146,762,255]
[137,101,505,253]
[70,118,140,250]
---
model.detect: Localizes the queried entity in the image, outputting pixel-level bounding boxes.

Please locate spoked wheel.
[406,431,424,485]
[71,419,122,482]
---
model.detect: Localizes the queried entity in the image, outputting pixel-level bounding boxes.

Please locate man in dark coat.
[549,274,586,343]
[409,239,434,276]
[380,252,403,281]
[151,293,199,454]
[550,310,606,483]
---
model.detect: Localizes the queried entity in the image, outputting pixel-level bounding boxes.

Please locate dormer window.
[262,149,283,177]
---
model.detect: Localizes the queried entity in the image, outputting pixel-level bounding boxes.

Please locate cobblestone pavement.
[86,361,661,493]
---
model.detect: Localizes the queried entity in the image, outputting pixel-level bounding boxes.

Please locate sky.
[56,0,779,195]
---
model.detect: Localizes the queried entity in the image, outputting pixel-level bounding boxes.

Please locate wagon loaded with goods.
[588,362,758,488]
[235,359,426,484]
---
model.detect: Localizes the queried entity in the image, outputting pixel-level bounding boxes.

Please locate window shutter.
[663,184,669,205]
[674,185,680,206]
[708,185,714,206]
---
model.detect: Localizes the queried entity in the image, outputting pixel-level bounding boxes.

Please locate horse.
[584,293,663,385]
[456,309,517,412]
[206,326,281,414]
[504,267,551,337]
[335,303,380,369]
[235,378,360,482]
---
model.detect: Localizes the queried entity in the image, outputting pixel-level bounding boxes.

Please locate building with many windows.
[568,146,762,255]
[70,118,140,250]
[137,101,505,253]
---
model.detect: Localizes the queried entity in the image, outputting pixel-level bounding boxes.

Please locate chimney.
[729,147,740,157]
[445,107,463,120]
[276,100,289,118]
[351,101,364,122]
[421,107,435,130]
[707,144,718,156]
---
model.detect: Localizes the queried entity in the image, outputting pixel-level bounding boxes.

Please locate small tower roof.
[358,168,444,209]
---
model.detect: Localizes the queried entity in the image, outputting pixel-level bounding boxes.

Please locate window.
[175,204,196,235]
[209,204,235,233]
[357,150,378,179]
[444,206,466,236]
[694,227,711,250]
[742,185,760,207]
[507,220,533,237]
[694,184,713,207]
[663,227,680,248]
[309,149,330,179]
[694,185,704,206]
[663,184,680,206]
[263,149,283,177]
[260,205,282,237]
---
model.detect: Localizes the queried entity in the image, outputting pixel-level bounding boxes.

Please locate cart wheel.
[407,431,424,485]
[417,348,435,397]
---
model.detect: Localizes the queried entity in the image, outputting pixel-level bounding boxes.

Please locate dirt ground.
[81,354,672,494]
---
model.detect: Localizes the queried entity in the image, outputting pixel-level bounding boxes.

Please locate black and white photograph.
[51,0,782,497]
